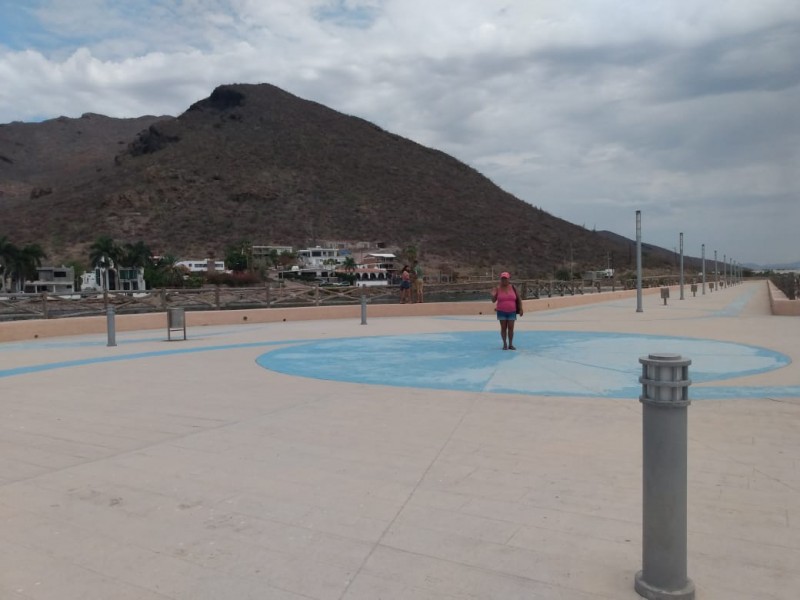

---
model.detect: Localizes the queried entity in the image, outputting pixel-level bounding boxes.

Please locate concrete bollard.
[106,306,117,347]
[635,353,694,600]
[360,290,367,325]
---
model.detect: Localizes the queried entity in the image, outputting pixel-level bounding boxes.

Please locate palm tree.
[89,236,122,268]
[0,236,16,292]
[121,240,153,269]
[342,256,357,272]
[8,243,47,292]
[89,236,123,291]
[145,254,186,288]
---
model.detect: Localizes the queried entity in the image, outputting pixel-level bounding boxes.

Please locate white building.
[296,247,350,269]
[252,245,293,257]
[81,262,146,292]
[175,259,228,273]
[23,266,75,294]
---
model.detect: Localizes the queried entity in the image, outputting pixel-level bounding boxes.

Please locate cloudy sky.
[1,1,798,265]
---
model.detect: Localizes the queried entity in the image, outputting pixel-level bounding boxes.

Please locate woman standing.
[491,272,522,350]
[399,265,411,303]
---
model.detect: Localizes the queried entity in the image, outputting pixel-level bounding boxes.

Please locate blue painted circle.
[256,330,796,399]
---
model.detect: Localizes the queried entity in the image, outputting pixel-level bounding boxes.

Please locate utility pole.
[636,211,643,313]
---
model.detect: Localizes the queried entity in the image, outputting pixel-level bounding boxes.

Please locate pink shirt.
[495,286,517,313]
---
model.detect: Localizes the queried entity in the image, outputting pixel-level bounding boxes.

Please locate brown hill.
[0,83,690,276]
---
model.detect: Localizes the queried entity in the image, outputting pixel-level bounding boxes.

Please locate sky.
[0,1,798,266]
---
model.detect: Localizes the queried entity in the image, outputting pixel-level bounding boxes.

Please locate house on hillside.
[81,262,146,292]
[23,266,75,294]
[175,259,228,274]
[362,253,396,271]
[252,245,293,257]
[297,246,349,269]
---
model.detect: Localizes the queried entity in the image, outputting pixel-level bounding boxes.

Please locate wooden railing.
[0,276,686,321]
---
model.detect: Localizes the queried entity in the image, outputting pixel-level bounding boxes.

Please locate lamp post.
[714,250,718,289]
[636,211,643,313]
[701,245,706,295]
[679,233,684,300]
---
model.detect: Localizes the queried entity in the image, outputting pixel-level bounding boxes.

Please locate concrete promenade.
[0,281,797,599]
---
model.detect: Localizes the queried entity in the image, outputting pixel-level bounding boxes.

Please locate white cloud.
[0,0,798,263]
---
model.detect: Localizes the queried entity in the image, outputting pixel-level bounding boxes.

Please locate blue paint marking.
[710,287,757,317]
[0,340,299,379]
[256,331,799,400]
[0,327,266,352]
[3,328,796,400]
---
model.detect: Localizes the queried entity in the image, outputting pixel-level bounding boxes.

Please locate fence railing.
[0,276,686,321]
[770,273,799,300]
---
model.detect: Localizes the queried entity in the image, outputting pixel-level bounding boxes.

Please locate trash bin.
[167,307,186,341]
[660,287,670,305]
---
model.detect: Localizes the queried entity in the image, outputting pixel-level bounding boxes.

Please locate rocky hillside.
[0,83,690,276]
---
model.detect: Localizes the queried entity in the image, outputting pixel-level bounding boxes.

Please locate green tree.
[89,235,123,268]
[342,256,357,272]
[401,245,418,264]
[0,236,16,292]
[121,240,153,269]
[144,254,186,288]
[224,241,250,272]
[7,243,47,291]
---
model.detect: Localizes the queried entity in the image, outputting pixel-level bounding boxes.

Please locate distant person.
[412,260,424,303]
[491,271,522,350]
[399,265,411,303]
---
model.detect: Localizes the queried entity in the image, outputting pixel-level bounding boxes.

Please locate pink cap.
[499,272,511,279]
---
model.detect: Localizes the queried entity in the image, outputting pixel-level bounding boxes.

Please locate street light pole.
[701,244,706,295]
[679,233,684,300]
[636,211,643,313]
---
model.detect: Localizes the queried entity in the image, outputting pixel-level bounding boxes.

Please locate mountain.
[0,83,692,276]
[745,261,800,271]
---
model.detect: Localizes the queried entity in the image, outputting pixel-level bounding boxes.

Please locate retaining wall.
[0,286,666,342]
[767,281,800,316]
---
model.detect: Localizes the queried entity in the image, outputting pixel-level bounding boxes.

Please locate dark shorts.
[400,281,411,289]
[496,310,517,321]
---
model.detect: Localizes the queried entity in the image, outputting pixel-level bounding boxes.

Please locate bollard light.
[360,290,367,325]
[636,353,694,600]
[106,306,117,347]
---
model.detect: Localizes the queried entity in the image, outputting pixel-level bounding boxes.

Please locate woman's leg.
[507,320,516,349]
[499,319,508,349]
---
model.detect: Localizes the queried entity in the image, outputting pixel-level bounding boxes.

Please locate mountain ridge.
[1,82,697,276]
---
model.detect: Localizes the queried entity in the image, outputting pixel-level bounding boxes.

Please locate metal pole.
[679,233,684,300]
[635,353,694,600]
[701,244,706,295]
[636,211,643,313]
[714,251,718,290]
[723,254,726,286]
[360,288,367,325]
[106,306,117,347]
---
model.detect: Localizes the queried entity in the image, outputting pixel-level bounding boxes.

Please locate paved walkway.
[0,281,797,599]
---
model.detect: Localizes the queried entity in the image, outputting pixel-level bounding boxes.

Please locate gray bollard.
[635,353,694,600]
[360,290,367,325]
[106,306,117,347]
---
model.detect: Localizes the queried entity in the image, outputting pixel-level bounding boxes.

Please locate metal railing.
[0,276,684,321]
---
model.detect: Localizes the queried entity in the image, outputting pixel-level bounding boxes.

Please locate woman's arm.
[491,287,498,302]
